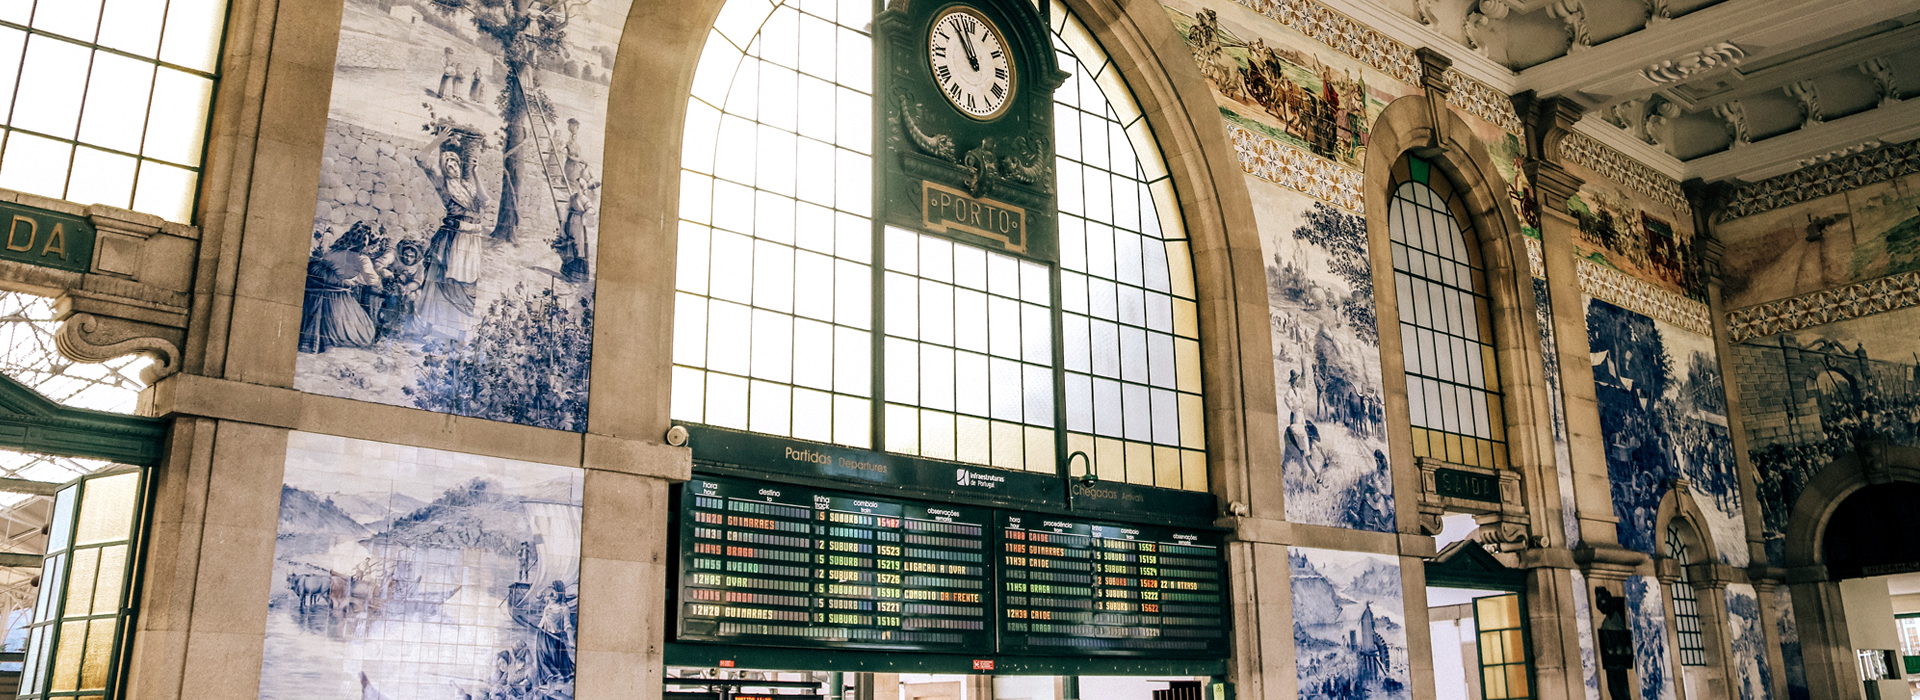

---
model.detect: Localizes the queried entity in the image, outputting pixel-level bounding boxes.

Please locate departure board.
[998,514,1229,657]
[676,477,994,653]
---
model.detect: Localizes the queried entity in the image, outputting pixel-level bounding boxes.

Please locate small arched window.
[1666,520,1707,667]
[671,0,1206,491]
[1387,155,1506,470]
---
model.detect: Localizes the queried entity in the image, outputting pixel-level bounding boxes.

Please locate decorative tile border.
[1525,235,1545,280]
[1227,122,1367,212]
[1721,138,1920,221]
[1559,131,1691,216]
[1726,270,1920,342]
[1577,258,1712,335]
[1444,68,1522,135]
[1228,0,1421,85]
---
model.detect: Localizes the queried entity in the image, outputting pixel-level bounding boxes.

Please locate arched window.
[1387,155,1506,470]
[0,0,228,222]
[671,0,1205,491]
[1667,520,1707,667]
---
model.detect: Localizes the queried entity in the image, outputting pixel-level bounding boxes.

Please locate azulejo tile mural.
[1770,587,1810,700]
[1586,298,1748,565]
[1625,576,1676,700]
[262,432,584,700]
[1289,547,1409,700]
[1559,132,1691,218]
[1724,584,1775,700]
[1720,137,1920,220]
[1729,304,1920,563]
[1257,190,1394,531]
[295,0,633,431]
[1577,258,1712,336]
[1568,571,1602,700]
[1226,123,1366,213]
[1167,1,1413,173]
[1718,169,1920,309]
[1534,277,1577,547]
[1726,269,1920,342]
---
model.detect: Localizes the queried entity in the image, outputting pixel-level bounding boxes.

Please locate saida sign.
[0,202,93,274]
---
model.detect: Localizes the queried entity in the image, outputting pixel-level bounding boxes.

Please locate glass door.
[1473,593,1532,700]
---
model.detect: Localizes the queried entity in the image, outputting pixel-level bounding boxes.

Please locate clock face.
[927,7,1016,120]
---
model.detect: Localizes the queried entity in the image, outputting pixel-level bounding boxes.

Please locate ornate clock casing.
[876,0,1067,263]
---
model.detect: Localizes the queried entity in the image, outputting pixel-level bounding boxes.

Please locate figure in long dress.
[299,222,384,352]
[534,581,575,685]
[413,128,489,339]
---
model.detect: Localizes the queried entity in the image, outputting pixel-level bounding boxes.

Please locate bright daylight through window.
[671,0,1206,491]
[0,0,228,223]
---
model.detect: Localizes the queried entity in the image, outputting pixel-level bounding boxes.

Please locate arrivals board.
[676,476,995,653]
[998,514,1229,657]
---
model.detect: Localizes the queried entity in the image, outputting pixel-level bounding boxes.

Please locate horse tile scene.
[295,0,633,431]
[262,432,584,700]
[1258,190,1395,532]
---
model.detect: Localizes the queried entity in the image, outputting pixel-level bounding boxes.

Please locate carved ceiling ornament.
[1547,0,1591,52]
[1861,57,1900,108]
[1712,101,1750,148]
[1639,42,1747,85]
[1644,99,1679,147]
[1643,0,1671,24]
[1463,0,1510,52]
[1413,0,1436,25]
[1785,79,1823,127]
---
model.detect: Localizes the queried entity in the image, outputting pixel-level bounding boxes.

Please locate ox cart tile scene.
[261,432,585,700]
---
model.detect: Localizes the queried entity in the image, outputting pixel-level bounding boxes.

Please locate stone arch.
[1361,95,1556,540]
[1654,484,1720,567]
[1779,444,1920,573]
[593,0,1278,512]
[1776,443,1920,700]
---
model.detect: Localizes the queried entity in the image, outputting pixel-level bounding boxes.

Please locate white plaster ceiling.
[1320,0,1920,185]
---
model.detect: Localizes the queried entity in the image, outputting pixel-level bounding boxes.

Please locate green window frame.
[670,0,1206,492]
[1474,592,1533,700]
[1387,154,1508,470]
[17,469,146,700]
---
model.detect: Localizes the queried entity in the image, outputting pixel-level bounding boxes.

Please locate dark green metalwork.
[0,371,167,467]
[874,0,1068,263]
[664,642,1228,676]
[1425,540,1527,591]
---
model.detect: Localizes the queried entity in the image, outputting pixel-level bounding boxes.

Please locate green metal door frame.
[1426,541,1537,700]
[0,372,167,700]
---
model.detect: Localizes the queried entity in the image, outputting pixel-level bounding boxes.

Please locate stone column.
[1684,183,1770,569]
[575,438,690,700]
[1513,91,1650,700]
[1786,575,1866,700]
[1221,533,1297,700]
[1750,579,1794,700]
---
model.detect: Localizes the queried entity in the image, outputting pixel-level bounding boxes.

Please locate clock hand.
[959,30,979,71]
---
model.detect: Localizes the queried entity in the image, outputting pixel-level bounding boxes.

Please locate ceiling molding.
[1514,0,1917,104]
[1655,23,1920,111]
[1308,0,1519,91]
[1572,116,1687,180]
[1684,98,1920,182]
